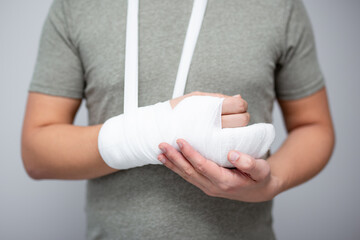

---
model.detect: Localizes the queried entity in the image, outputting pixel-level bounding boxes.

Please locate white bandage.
[98,95,275,169]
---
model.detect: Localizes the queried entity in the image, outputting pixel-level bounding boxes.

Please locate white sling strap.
[172,0,208,99]
[124,0,139,114]
[124,0,208,114]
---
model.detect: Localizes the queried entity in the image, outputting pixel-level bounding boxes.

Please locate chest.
[73,0,281,123]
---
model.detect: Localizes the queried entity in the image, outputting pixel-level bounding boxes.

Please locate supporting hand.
[158,138,283,202]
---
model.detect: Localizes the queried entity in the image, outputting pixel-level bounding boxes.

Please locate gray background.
[0,0,359,239]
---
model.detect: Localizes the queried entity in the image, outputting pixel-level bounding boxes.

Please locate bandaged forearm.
[98,96,275,169]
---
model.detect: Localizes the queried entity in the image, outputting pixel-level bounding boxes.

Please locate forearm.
[22,123,117,180]
[268,122,335,194]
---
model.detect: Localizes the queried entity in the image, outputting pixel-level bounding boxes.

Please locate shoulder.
[245,0,306,23]
[52,0,124,14]
[237,0,296,31]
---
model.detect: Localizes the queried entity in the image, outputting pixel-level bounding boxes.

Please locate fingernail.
[232,94,240,97]
[229,152,239,162]
[176,140,183,149]
[158,156,166,164]
[159,146,166,153]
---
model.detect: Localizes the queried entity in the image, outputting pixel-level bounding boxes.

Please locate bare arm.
[21,91,248,180]
[268,87,335,193]
[155,87,335,202]
[21,92,117,180]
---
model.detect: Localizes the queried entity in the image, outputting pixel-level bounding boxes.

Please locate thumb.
[227,151,270,182]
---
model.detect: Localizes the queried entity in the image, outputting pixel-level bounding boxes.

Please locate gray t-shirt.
[29,0,325,239]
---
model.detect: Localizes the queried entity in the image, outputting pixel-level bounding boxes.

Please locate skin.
[22,88,335,202]
[157,87,335,202]
[21,91,249,180]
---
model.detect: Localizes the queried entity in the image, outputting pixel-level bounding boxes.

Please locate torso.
[68,0,286,238]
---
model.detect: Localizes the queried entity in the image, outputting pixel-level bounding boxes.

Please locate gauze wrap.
[98,95,275,169]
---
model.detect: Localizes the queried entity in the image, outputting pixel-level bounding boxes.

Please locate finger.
[221,112,250,128]
[176,138,229,183]
[171,92,230,109]
[227,151,271,182]
[158,142,212,187]
[222,96,248,115]
[157,153,210,191]
[177,139,253,191]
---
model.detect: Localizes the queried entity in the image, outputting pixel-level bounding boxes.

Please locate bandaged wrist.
[98,100,173,169]
[98,95,275,170]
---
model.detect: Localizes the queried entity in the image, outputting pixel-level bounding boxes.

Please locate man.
[21,0,335,239]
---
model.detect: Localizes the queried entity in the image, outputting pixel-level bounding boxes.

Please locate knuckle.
[235,100,246,112]
[258,164,271,182]
[243,113,250,123]
[239,101,246,111]
[183,166,195,177]
[238,113,250,126]
[256,174,265,182]
[204,189,217,197]
[218,183,231,192]
[195,159,207,174]
[203,190,212,196]
[246,158,256,171]
[196,164,206,175]
[243,100,248,110]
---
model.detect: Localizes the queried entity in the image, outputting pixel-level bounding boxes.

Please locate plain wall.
[0,0,359,239]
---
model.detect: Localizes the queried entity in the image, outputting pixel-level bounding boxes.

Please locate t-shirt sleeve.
[28,0,84,99]
[275,0,325,100]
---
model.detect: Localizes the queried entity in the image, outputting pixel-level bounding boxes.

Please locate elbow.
[318,121,336,168]
[24,166,44,180]
[21,141,46,180]
[328,123,336,159]
[21,154,44,180]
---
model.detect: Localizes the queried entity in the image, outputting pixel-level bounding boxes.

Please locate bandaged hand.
[98,92,275,170]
